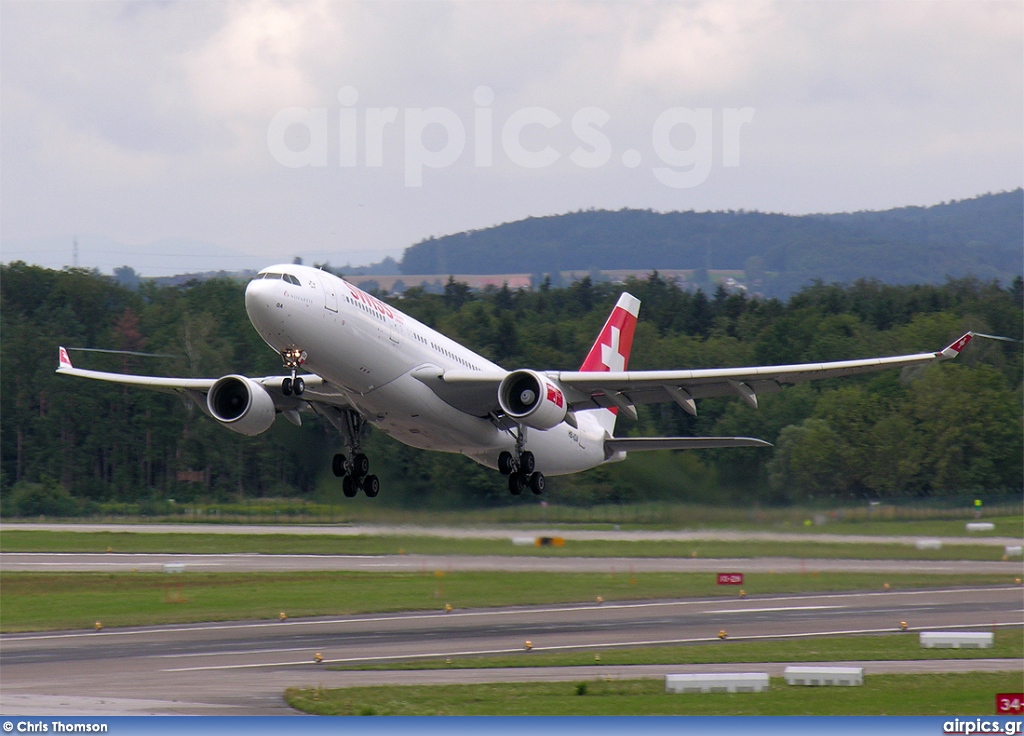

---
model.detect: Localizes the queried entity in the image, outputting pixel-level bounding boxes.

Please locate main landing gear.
[331,409,379,498]
[498,449,545,496]
[280,347,307,397]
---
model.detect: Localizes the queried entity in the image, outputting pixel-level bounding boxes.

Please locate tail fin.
[579,292,641,434]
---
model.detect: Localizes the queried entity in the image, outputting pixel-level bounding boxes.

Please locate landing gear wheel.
[498,451,517,476]
[342,475,358,498]
[508,473,524,496]
[351,453,370,478]
[332,453,347,478]
[293,376,305,396]
[528,472,545,495]
[519,451,536,476]
[363,475,380,498]
[282,377,293,396]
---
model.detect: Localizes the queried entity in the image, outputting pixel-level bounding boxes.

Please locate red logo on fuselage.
[344,282,396,321]
[546,383,564,409]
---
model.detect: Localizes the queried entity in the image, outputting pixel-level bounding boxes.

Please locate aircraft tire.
[342,475,358,498]
[352,453,370,478]
[519,451,536,475]
[508,473,523,495]
[282,377,293,396]
[498,451,516,475]
[293,377,304,396]
[332,453,347,477]
[528,472,545,495]
[363,474,380,497]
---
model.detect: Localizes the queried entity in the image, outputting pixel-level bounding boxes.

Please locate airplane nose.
[245,279,281,338]
[244,279,267,315]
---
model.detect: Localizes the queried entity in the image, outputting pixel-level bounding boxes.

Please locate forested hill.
[398,190,1023,296]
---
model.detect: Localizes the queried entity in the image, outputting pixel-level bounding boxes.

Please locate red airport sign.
[996,694,1024,715]
[717,573,744,585]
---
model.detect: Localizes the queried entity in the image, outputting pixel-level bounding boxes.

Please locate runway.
[1,586,1021,715]
[3,551,1021,574]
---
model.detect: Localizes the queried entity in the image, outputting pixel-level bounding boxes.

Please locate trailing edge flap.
[604,436,773,453]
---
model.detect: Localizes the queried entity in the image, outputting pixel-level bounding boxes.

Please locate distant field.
[285,672,1021,716]
[0,530,1015,561]
[0,570,1016,632]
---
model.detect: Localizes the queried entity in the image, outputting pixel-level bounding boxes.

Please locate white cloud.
[1,0,1020,272]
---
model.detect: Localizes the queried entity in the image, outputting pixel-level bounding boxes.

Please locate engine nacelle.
[498,370,568,430]
[207,375,277,436]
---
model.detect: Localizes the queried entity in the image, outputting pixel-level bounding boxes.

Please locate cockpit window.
[253,272,300,284]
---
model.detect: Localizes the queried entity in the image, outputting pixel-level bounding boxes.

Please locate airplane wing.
[550,331,987,417]
[418,332,989,419]
[56,347,353,418]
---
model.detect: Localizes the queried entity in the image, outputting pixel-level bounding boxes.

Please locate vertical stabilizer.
[579,292,641,434]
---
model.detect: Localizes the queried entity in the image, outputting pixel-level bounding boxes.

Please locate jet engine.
[498,370,568,430]
[207,375,277,436]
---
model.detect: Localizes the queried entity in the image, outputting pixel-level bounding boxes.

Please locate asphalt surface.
[1,586,1021,715]
[3,551,1022,575]
[2,522,1021,716]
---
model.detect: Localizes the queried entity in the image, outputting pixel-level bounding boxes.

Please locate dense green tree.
[1,263,1020,514]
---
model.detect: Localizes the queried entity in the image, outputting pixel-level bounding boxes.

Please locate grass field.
[1,570,1018,632]
[285,673,1022,715]
[0,530,1016,561]
[23,498,1019,531]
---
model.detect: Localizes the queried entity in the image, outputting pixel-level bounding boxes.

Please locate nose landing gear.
[280,347,307,397]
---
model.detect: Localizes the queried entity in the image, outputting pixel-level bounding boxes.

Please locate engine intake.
[498,370,568,431]
[207,375,277,436]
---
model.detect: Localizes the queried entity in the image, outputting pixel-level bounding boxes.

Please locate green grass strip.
[0,570,1017,632]
[285,672,1022,715]
[337,628,1023,671]
[0,530,1013,561]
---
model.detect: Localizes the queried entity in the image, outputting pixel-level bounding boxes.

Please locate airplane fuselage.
[244,264,611,475]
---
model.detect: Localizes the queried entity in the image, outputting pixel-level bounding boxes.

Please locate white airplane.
[57,263,990,498]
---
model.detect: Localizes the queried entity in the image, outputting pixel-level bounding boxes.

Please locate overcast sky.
[2,1,1021,275]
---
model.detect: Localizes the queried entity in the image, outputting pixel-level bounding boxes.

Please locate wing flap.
[605,436,773,453]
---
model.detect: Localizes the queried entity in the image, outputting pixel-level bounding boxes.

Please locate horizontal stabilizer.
[604,436,772,453]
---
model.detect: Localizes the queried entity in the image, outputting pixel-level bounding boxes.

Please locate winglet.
[939,332,974,359]
[58,346,73,369]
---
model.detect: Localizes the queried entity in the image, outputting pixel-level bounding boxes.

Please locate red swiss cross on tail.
[580,293,641,373]
[579,293,641,434]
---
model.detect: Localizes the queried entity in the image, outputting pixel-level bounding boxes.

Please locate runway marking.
[703,605,845,614]
[2,552,381,559]
[157,645,331,659]
[3,587,1017,643]
[160,621,1024,673]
